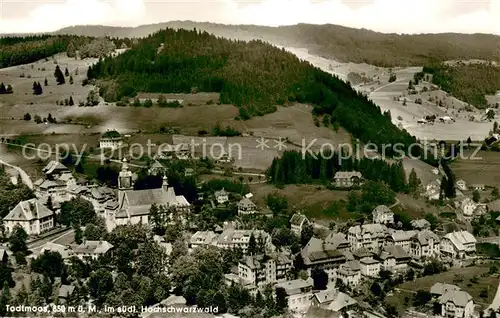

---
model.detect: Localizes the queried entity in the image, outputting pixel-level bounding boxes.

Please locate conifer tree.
[54,65,65,85]
[65,67,69,76]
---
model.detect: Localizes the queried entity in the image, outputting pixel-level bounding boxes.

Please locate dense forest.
[0,35,132,69]
[266,150,409,193]
[423,63,500,108]
[88,28,421,158]
[57,22,500,67]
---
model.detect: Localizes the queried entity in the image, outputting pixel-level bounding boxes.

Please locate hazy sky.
[0,0,499,35]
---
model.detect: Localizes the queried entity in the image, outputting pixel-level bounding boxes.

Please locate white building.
[460,197,477,217]
[237,198,257,215]
[387,230,417,252]
[275,278,314,313]
[377,245,411,272]
[110,160,190,230]
[337,260,361,288]
[410,219,431,230]
[348,223,388,252]
[440,231,477,259]
[3,198,54,236]
[238,253,292,287]
[333,171,362,188]
[438,290,474,318]
[214,188,229,204]
[290,213,310,236]
[410,230,440,259]
[189,231,218,249]
[99,130,123,149]
[73,240,113,262]
[216,229,273,254]
[456,179,468,191]
[372,205,394,224]
[359,257,380,277]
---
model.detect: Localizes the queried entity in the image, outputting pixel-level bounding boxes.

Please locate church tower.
[118,158,133,190]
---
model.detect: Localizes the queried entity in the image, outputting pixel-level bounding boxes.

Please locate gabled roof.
[334,171,362,179]
[120,187,189,216]
[58,285,75,298]
[411,219,431,229]
[430,283,461,296]
[438,290,473,307]
[373,205,393,215]
[380,245,410,260]
[324,232,349,249]
[73,240,113,255]
[42,161,69,175]
[101,130,121,139]
[237,198,256,209]
[215,188,228,197]
[4,198,54,221]
[443,231,476,250]
[412,230,439,246]
[290,213,308,226]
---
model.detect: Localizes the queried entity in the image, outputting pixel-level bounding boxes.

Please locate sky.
[0,0,499,35]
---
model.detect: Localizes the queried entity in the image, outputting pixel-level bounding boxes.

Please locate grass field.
[393,264,499,308]
[452,149,500,188]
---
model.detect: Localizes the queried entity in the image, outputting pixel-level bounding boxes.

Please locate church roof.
[120,187,190,216]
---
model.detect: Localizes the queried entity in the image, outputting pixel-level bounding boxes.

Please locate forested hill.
[88,28,420,158]
[57,21,500,67]
[0,35,90,68]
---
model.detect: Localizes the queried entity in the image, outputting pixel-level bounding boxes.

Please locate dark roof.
[101,130,121,139]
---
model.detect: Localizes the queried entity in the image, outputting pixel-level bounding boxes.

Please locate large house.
[216,229,273,254]
[372,205,394,224]
[73,240,113,262]
[377,245,411,272]
[324,232,350,251]
[359,257,380,277]
[333,171,362,188]
[337,260,361,288]
[440,231,477,259]
[99,130,122,149]
[387,230,417,252]
[275,278,314,313]
[410,230,440,259]
[215,188,229,205]
[110,159,190,230]
[347,224,388,252]
[438,290,474,318]
[237,253,292,287]
[290,213,310,236]
[42,160,70,179]
[237,198,257,215]
[3,198,54,236]
[189,231,218,249]
[301,237,346,283]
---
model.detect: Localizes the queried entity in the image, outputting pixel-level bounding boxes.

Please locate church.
[109,159,190,229]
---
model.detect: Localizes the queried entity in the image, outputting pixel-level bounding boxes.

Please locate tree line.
[423,63,500,108]
[266,150,410,193]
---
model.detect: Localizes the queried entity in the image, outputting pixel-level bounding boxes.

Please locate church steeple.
[118,158,133,190]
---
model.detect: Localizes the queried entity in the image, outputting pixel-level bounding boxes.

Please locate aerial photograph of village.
[0,0,499,317]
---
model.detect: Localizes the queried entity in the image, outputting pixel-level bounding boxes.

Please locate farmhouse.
[290,213,310,236]
[440,231,476,259]
[311,289,357,313]
[438,290,474,318]
[3,198,54,236]
[99,130,122,149]
[459,197,477,217]
[42,161,70,179]
[333,171,362,188]
[73,240,113,262]
[214,188,229,204]
[111,159,190,230]
[372,205,394,224]
[237,198,257,215]
[410,219,431,230]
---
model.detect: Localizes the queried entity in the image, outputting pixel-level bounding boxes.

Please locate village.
[0,126,499,318]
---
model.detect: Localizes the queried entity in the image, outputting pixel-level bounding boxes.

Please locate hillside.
[87,28,420,158]
[423,63,500,108]
[56,21,500,67]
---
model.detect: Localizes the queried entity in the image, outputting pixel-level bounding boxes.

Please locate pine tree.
[54,65,65,85]
[46,196,53,210]
[44,78,48,86]
[0,83,6,94]
[66,42,76,58]
[69,96,74,106]
[69,76,74,85]
[408,168,421,196]
[65,67,69,77]
[6,85,12,94]
[248,233,257,255]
